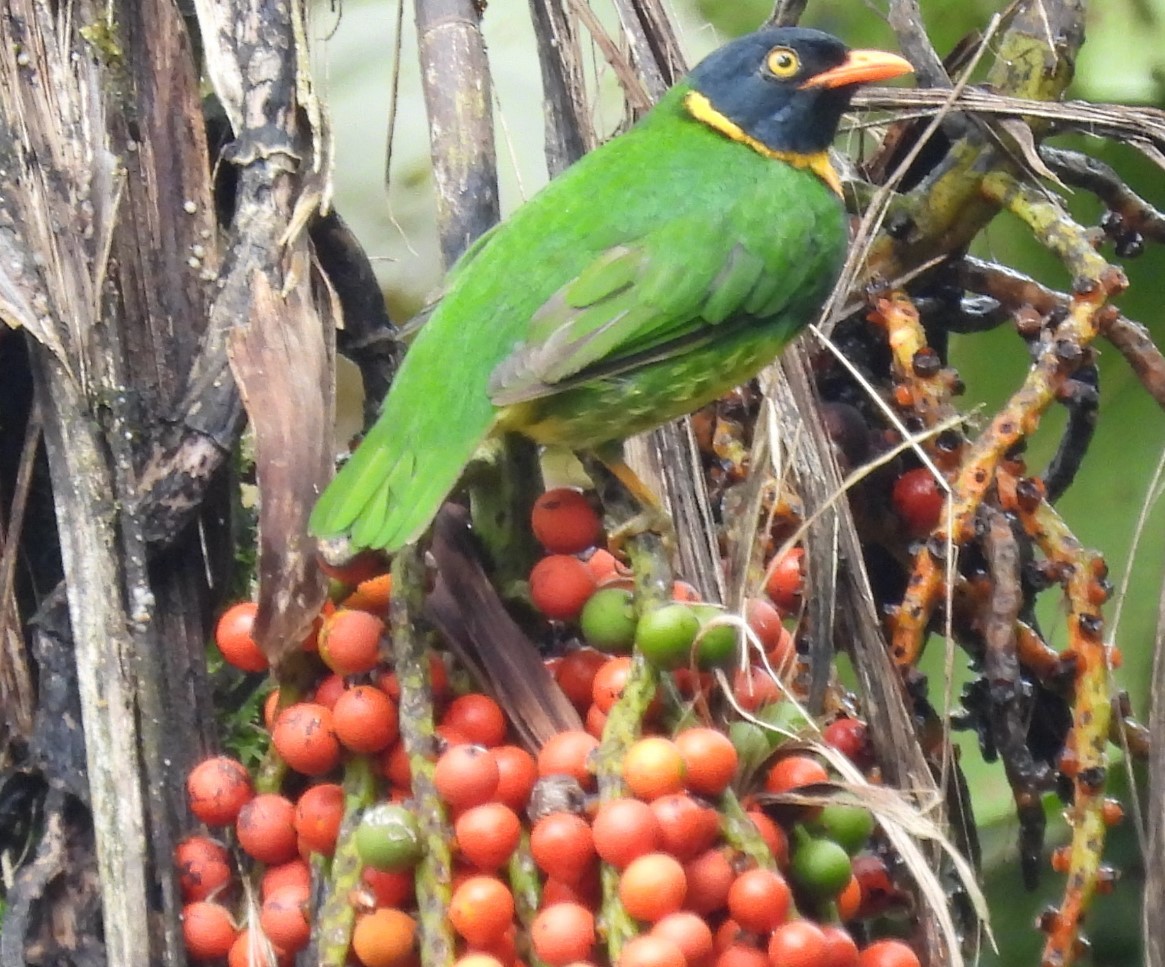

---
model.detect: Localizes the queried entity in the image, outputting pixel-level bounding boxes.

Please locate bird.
[310,26,912,552]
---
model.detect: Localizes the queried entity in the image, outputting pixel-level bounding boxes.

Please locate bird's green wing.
[488,206,822,405]
[394,221,506,346]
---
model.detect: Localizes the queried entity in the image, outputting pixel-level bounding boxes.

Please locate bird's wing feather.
[488,208,813,405]
[394,220,507,345]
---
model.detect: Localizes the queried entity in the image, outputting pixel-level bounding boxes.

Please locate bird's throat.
[683,91,842,196]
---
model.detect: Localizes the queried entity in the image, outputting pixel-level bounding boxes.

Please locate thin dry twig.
[854,86,1165,168]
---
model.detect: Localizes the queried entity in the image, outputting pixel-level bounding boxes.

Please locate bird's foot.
[606,505,677,562]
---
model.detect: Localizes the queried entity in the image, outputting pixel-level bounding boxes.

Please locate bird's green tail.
[310,412,489,552]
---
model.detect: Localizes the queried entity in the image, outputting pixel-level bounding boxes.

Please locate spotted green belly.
[497,312,808,450]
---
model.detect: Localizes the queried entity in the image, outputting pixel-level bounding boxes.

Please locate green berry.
[354,803,423,872]
[579,586,637,653]
[635,603,700,670]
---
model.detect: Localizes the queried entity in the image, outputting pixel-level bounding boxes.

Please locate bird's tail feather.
[310,416,484,552]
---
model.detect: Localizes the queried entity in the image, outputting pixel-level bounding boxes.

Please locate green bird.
[311,27,912,551]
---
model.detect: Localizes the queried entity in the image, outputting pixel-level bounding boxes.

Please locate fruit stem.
[315,755,377,967]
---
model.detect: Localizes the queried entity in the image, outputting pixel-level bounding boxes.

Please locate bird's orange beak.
[800,49,914,89]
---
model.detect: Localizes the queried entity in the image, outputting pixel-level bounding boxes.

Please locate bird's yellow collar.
[683,91,842,197]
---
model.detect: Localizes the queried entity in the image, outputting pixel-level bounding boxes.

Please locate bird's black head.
[686,27,912,155]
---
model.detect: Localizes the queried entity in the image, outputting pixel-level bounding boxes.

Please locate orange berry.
[764,547,804,613]
[745,598,794,669]
[619,852,687,922]
[836,872,863,921]
[531,812,597,884]
[381,740,413,790]
[622,737,686,801]
[260,883,311,953]
[650,794,720,862]
[730,666,782,712]
[236,793,298,865]
[532,489,602,554]
[1101,798,1125,826]
[470,924,519,967]
[319,548,388,587]
[618,934,686,967]
[272,703,341,776]
[715,920,746,953]
[261,859,311,901]
[531,902,596,966]
[333,685,399,754]
[450,876,515,946]
[537,730,598,787]
[652,912,715,967]
[434,744,500,810]
[585,703,607,739]
[455,803,522,871]
[312,672,347,709]
[820,926,860,967]
[541,871,601,910]
[675,727,739,797]
[682,848,734,915]
[378,654,449,702]
[438,723,471,747]
[318,608,384,676]
[767,921,828,967]
[763,755,829,795]
[362,866,415,908]
[554,649,608,710]
[584,547,630,584]
[342,572,393,613]
[186,755,254,827]
[745,811,788,867]
[443,693,508,747]
[351,908,418,967]
[492,745,538,812]
[530,555,598,621]
[182,900,238,960]
[215,601,268,672]
[227,928,289,967]
[592,798,660,869]
[857,940,921,967]
[294,782,344,856]
[591,656,632,712]
[717,943,770,967]
[175,835,232,902]
[727,867,791,933]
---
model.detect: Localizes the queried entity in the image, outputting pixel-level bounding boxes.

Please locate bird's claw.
[606,506,677,562]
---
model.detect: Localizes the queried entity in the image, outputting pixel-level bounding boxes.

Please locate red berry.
[891,467,945,536]
[764,547,804,613]
[530,555,598,621]
[532,488,602,554]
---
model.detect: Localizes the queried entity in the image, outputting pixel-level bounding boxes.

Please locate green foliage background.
[312,1,1165,960]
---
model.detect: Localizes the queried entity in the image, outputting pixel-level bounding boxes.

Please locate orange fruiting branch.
[1010,487,1114,967]
[866,289,961,432]
[890,174,1128,668]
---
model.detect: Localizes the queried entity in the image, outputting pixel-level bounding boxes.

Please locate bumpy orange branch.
[890,173,1127,667]
[1008,488,1114,967]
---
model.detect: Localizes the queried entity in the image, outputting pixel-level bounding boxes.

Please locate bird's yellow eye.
[766,46,800,78]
